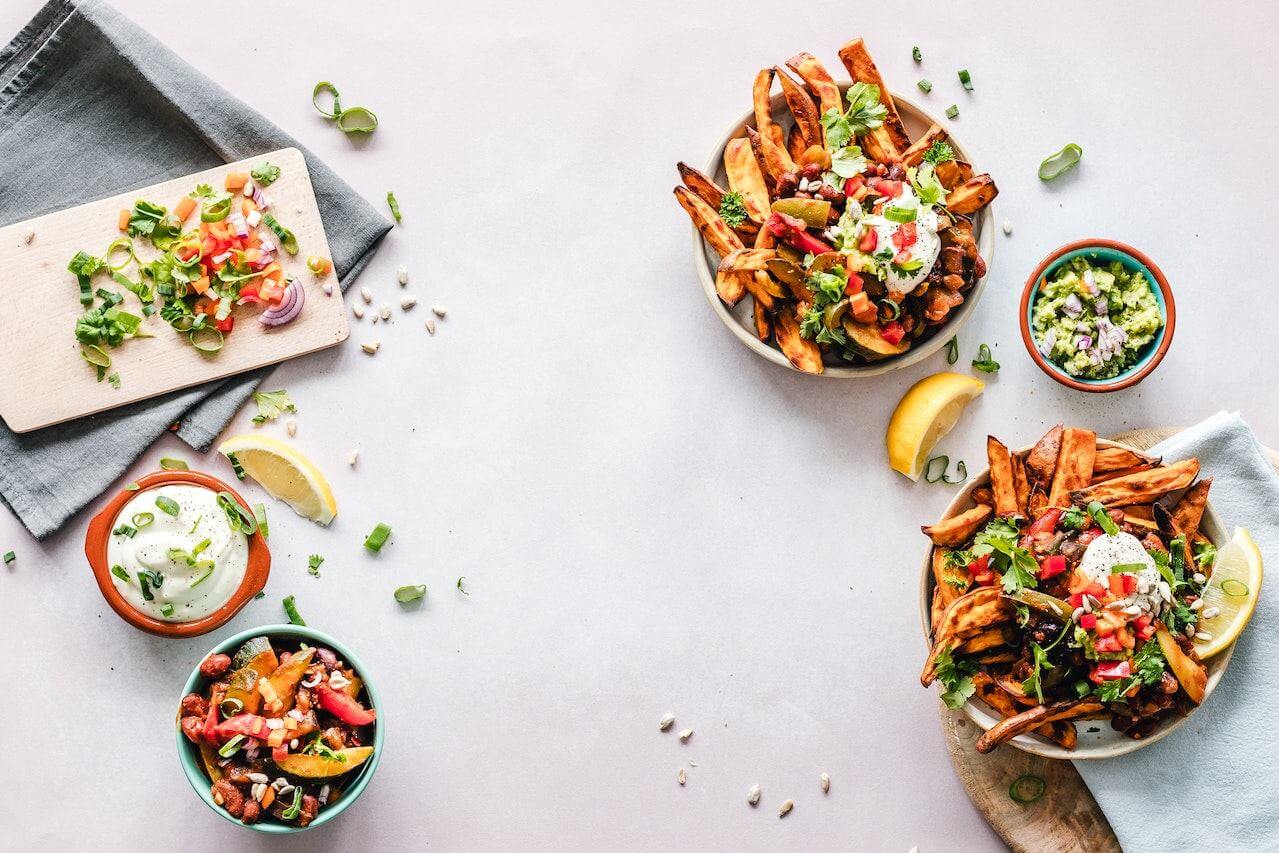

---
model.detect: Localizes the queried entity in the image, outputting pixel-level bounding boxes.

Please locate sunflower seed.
[286,419,297,437]
[1002,219,1013,235]
[747,784,761,806]
[1195,631,1213,641]
[251,783,266,802]
[21,227,35,244]
[677,768,686,786]
[432,305,448,318]
[371,313,380,324]
[361,341,380,354]
[352,303,365,319]
[1071,607,1084,623]
[678,728,693,742]
[348,449,359,466]
[658,713,675,732]
[246,772,269,784]
[360,286,373,304]
[1189,598,1205,611]
[400,297,417,311]
[1184,623,1196,638]
[1202,606,1219,619]
[397,264,408,285]
[1193,572,1207,585]
[318,784,331,804]
[778,799,794,818]
[425,320,436,335]
[379,303,391,321]
[1156,582,1172,602]
[1122,604,1142,616]
[820,773,830,794]
[322,282,334,296]
[688,760,697,767]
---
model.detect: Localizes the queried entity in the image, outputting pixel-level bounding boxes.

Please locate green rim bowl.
[1019,238,1175,393]
[176,624,385,833]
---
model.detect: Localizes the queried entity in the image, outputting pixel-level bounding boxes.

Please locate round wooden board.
[941,427,1279,852]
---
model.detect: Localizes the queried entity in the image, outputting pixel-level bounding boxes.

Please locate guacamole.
[1031,257,1163,380]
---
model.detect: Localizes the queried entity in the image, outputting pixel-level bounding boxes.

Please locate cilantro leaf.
[1059,505,1088,530]
[828,145,868,179]
[843,82,888,135]
[250,389,297,424]
[909,163,947,207]
[972,518,1038,594]
[127,200,167,238]
[251,161,281,186]
[307,554,324,577]
[717,191,749,228]
[934,645,979,709]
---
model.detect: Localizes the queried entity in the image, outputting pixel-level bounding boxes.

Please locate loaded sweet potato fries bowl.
[920,426,1231,757]
[178,632,378,828]
[674,38,997,375]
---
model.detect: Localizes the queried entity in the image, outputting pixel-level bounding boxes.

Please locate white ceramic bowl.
[692,86,996,377]
[916,439,1234,759]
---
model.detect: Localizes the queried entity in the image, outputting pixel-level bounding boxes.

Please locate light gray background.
[1,1,1275,850]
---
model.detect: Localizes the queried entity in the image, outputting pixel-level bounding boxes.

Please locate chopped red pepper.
[216,316,234,333]
[1090,659,1132,682]
[1094,634,1122,653]
[844,272,864,295]
[871,178,904,198]
[1067,592,1084,610]
[271,746,289,764]
[1108,574,1126,596]
[764,213,833,256]
[1133,614,1156,640]
[843,175,865,196]
[1121,573,1138,595]
[315,682,377,727]
[1084,581,1107,600]
[1079,613,1097,631]
[1038,554,1067,579]
[1026,507,1063,537]
[216,713,272,742]
[966,555,991,577]
[879,321,906,346]
[858,228,878,253]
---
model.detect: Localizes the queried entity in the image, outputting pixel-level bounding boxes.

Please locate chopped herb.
[137,569,163,601]
[253,591,266,600]
[457,576,470,596]
[335,106,378,134]
[228,452,246,481]
[945,104,959,119]
[111,564,130,581]
[130,511,154,528]
[386,191,402,223]
[912,46,923,62]
[251,161,281,185]
[1096,639,1165,703]
[1110,562,1147,574]
[717,191,749,228]
[283,595,306,626]
[971,518,1037,595]
[126,200,167,239]
[112,524,137,538]
[364,522,392,553]
[253,503,268,539]
[250,389,297,424]
[958,69,973,90]
[922,141,955,166]
[107,372,121,389]
[945,335,959,364]
[972,343,1000,373]
[1059,505,1088,530]
[884,205,917,224]
[217,735,246,758]
[917,79,932,93]
[394,584,427,603]
[216,492,258,536]
[1222,579,1250,597]
[820,82,888,149]
[308,554,324,577]
[155,495,180,517]
[312,81,342,118]
[159,457,188,471]
[933,645,978,709]
[1193,540,1217,568]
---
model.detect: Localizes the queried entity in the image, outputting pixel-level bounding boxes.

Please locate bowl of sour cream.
[85,470,271,638]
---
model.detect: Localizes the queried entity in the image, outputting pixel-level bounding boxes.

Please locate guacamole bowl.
[1019,239,1174,393]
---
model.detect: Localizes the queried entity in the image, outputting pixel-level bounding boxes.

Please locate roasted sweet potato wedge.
[1011,454,1031,517]
[922,504,993,547]
[1071,458,1200,507]
[772,305,823,374]
[1025,424,1063,488]
[717,248,775,275]
[902,125,947,167]
[1093,445,1160,474]
[712,266,748,306]
[931,548,969,618]
[946,174,999,214]
[1090,465,1154,485]
[676,162,724,211]
[835,38,910,158]
[723,137,770,224]
[752,68,785,150]
[1048,427,1096,507]
[673,186,742,257]
[1172,478,1212,542]
[784,51,842,115]
[974,697,1104,753]
[1156,626,1207,705]
[987,437,1019,518]
[922,588,1013,686]
[971,674,1076,749]
[751,298,772,342]
[746,126,796,189]
[775,66,823,150]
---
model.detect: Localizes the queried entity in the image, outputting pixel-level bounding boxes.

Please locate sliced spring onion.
[253,503,268,539]
[228,452,246,481]
[958,69,973,90]
[394,584,427,603]
[1009,774,1046,804]
[912,46,922,62]
[336,106,378,134]
[917,79,932,93]
[923,457,967,485]
[457,576,469,596]
[1038,143,1083,181]
[386,191,402,223]
[281,786,304,820]
[80,345,111,369]
[2,551,13,564]
[155,495,180,517]
[126,482,141,491]
[1110,562,1147,574]
[261,213,299,255]
[200,195,233,222]
[945,104,959,119]
[189,327,224,355]
[220,697,245,718]
[159,457,188,471]
[112,524,137,538]
[1221,579,1250,597]
[105,237,135,271]
[972,343,1000,373]
[312,81,343,118]
[1087,501,1119,536]
[191,538,211,558]
[190,563,216,587]
[216,492,258,536]
[188,514,202,534]
[945,335,959,365]
[283,595,306,626]
[217,734,246,757]
[132,511,154,528]
[111,564,130,582]
[947,460,968,485]
[160,603,174,617]
[884,205,917,223]
[364,522,392,552]
[137,569,162,601]
[878,298,902,322]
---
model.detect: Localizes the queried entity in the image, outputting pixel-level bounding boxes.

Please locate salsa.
[179,635,377,827]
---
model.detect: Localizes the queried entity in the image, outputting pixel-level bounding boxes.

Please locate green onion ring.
[924,455,949,484]
[131,512,154,528]
[878,298,902,322]
[336,106,378,134]
[945,335,959,365]
[200,196,233,223]
[1039,143,1083,181]
[1087,500,1119,536]
[1009,774,1046,804]
[188,327,224,355]
[1221,579,1249,597]
[80,344,111,369]
[105,237,135,271]
[312,81,343,118]
[283,595,306,626]
[943,460,968,485]
[884,205,916,224]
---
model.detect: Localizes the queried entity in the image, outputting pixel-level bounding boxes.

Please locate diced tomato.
[1090,660,1132,682]
[1038,555,1067,579]
[215,713,271,742]
[966,554,991,577]
[193,297,217,316]
[216,316,234,333]
[1108,574,1126,596]
[843,175,864,196]
[880,321,906,345]
[1027,508,1064,537]
[1067,592,1084,610]
[1115,627,1135,650]
[315,683,377,727]
[1084,581,1106,600]
[890,221,918,250]
[972,571,997,587]
[871,178,904,198]
[1133,614,1155,640]
[858,228,878,253]
[1121,573,1138,595]
[272,746,289,763]
[1079,613,1097,631]
[1094,634,1122,653]
[844,272,864,295]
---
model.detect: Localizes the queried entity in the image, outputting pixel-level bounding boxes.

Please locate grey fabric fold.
[0,0,390,539]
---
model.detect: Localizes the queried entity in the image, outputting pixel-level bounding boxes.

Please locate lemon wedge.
[887,372,985,481]
[1193,527,1263,659]
[217,434,337,525]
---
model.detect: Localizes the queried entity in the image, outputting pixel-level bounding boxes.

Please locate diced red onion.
[1094,297,1109,315]
[1075,334,1092,350]
[228,212,249,238]
[1062,293,1083,317]
[252,187,269,209]
[1038,328,1056,356]
[1082,268,1099,296]
[258,235,276,254]
[259,277,305,326]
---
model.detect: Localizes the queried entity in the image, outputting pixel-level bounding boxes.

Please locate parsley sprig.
[934,645,978,709]
[718,191,749,228]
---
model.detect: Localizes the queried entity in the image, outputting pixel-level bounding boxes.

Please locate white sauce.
[859,184,942,296]
[1078,531,1160,613]
[106,484,248,622]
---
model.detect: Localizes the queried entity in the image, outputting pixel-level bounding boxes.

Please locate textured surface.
[0,1,1278,851]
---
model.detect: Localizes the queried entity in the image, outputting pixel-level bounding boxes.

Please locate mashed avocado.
[1031,257,1163,380]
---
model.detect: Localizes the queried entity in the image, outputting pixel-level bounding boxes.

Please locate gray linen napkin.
[0,0,390,539]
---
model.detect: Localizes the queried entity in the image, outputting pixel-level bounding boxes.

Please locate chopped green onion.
[217,735,246,758]
[189,326,224,355]
[132,512,154,528]
[972,343,1000,373]
[917,79,932,93]
[307,554,324,577]
[137,569,162,601]
[364,522,392,552]
[126,482,141,491]
[281,786,304,820]
[457,576,469,596]
[107,371,122,388]
[253,503,268,539]
[219,697,244,717]
[1009,774,1046,804]
[312,81,343,118]
[160,603,174,617]
[191,538,211,559]
[216,492,258,536]
[958,69,973,90]
[945,335,959,365]
[1038,143,1083,181]
[253,591,266,600]
[386,191,402,223]
[188,514,202,534]
[80,345,111,369]
[190,563,215,587]
[878,298,902,322]
[946,461,969,484]
[283,595,306,626]
[945,104,959,119]
[1087,501,1119,536]
[1110,563,1147,574]
[394,584,427,603]
[112,524,137,538]
[159,457,188,470]
[227,452,246,481]
[3,551,15,565]
[105,237,135,271]
[261,213,299,255]
[1221,579,1250,597]
[923,456,968,485]
[884,205,917,224]
[912,46,923,62]
[111,564,130,582]
[155,495,180,517]
[336,106,378,134]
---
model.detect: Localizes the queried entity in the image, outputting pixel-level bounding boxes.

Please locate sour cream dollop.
[106,484,249,622]
[1077,531,1160,612]
[859,183,942,296]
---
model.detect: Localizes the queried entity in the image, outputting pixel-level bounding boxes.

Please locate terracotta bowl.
[1019,238,1175,392]
[916,438,1233,759]
[85,470,270,638]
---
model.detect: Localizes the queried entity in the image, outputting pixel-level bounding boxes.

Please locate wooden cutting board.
[0,147,347,433]
[942,427,1279,852]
